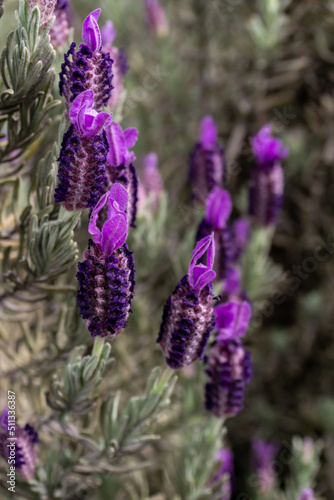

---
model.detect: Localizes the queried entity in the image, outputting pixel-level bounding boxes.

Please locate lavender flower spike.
[189,116,226,204]
[252,439,278,494]
[77,183,135,339]
[215,300,252,340]
[249,125,288,226]
[50,0,71,49]
[59,9,113,112]
[195,186,233,280]
[210,449,234,500]
[54,91,112,211]
[28,0,57,28]
[157,235,216,369]
[298,489,316,500]
[0,407,38,481]
[144,0,169,38]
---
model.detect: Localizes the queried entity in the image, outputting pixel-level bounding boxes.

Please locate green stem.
[92,336,105,357]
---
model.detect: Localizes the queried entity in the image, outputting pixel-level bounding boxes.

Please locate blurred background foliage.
[1,0,334,499]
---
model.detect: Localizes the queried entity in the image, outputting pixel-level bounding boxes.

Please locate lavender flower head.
[298,490,316,500]
[54,90,112,211]
[139,152,164,211]
[249,125,288,226]
[59,9,113,112]
[231,217,250,262]
[211,449,234,500]
[50,0,71,48]
[0,407,38,481]
[96,122,139,229]
[77,183,135,338]
[157,234,216,369]
[28,0,57,28]
[252,439,278,494]
[101,21,128,109]
[204,301,252,418]
[144,0,169,38]
[196,186,233,280]
[190,116,226,204]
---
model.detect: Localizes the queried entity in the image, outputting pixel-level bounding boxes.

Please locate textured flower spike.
[59,9,113,112]
[204,335,252,418]
[252,439,278,494]
[139,152,164,211]
[77,184,135,339]
[144,0,169,38]
[249,125,288,226]
[54,91,112,211]
[0,407,38,481]
[50,0,71,49]
[101,21,128,109]
[189,116,226,204]
[157,235,216,369]
[195,187,233,280]
[28,0,57,28]
[95,122,139,229]
[298,490,316,500]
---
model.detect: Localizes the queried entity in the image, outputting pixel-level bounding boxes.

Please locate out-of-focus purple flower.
[0,407,38,481]
[77,184,135,339]
[215,299,251,340]
[298,489,316,500]
[54,91,112,211]
[28,0,57,28]
[252,439,278,494]
[144,0,169,38]
[101,21,128,109]
[157,235,216,369]
[50,0,71,49]
[59,9,113,112]
[222,267,242,299]
[211,449,234,500]
[95,122,139,229]
[231,217,250,262]
[204,336,252,418]
[249,125,287,226]
[138,153,164,212]
[189,116,226,204]
[195,187,233,280]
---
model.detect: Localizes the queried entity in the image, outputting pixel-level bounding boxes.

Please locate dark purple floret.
[157,235,216,369]
[77,240,135,339]
[54,124,108,211]
[204,337,252,418]
[118,48,129,76]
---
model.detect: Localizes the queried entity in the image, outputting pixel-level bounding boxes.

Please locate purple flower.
[211,449,234,500]
[249,125,287,226]
[231,217,250,262]
[204,335,252,418]
[189,116,226,204]
[215,299,251,340]
[144,0,169,38]
[94,122,139,229]
[139,152,164,211]
[59,9,113,112]
[0,407,38,481]
[50,0,71,49]
[54,91,112,211]
[77,184,135,339]
[252,439,278,494]
[28,0,57,28]
[298,489,316,500]
[222,267,242,300]
[195,187,233,280]
[157,235,216,369]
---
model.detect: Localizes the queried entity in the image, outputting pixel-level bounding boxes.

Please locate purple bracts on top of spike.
[77,184,135,339]
[54,91,112,211]
[59,9,113,112]
[0,407,38,480]
[144,0,169,38]
[157,235,216,369]
[249,125,287,226]
[215,300,252,340]
[210,448,234,500]
[298,490,316,500]
[189,116,226,204]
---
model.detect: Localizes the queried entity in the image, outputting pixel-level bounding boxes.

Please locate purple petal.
[86,112,113,139]
[217,449,234,475]
[69,90,94,135]
[298,490,315,500]
[205,187,232,229]
[189,234,216,291]
[215,300,251,339]
[101,20,116,47]
[101,214,127,254]
[88,191,109,242]
[82,9,102,53]
[107,183,128,215]
[232,217,250,247]
[251,125,289,165]
[200,116,217,150]
[223,267,241,297]
[106,122,127,166]
[124,127,139,149]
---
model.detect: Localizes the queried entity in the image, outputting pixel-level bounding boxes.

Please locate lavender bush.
[0,0,333,499]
